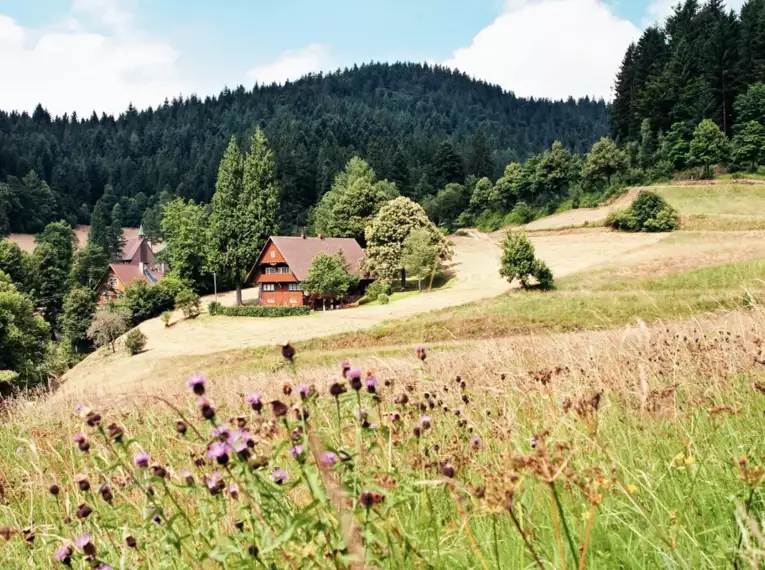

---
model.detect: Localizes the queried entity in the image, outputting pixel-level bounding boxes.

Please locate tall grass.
[3,308,765,568]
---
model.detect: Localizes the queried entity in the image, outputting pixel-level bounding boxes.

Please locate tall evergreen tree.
[207,130,280,305]
[431,141,465,190]
[468,128,494,179]
[107,203,125,260]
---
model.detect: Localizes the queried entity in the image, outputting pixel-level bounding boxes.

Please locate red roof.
[251,236,366,281]
[120,238,143,262]
[109,263,165,286]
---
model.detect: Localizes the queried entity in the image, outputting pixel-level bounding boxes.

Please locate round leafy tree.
[606,191,679,232]
[498,231,553,290]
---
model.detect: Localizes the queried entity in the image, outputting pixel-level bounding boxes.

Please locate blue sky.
[0,0,741,115]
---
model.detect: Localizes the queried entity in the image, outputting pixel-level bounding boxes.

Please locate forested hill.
[612,0,765,142]
[0,62,608,233]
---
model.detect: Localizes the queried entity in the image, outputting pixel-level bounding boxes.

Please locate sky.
[0,0,748,116]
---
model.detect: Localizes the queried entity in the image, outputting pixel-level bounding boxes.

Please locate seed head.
[197,397,215,420]
[282,383,293,396]
[75,503,92,519]
[85,411,101,427]
[72,432,90,453]
[329,381,347,398]
[125,536,137,548]
[280,342,296,361]
[271,400,288,418]
[49,483,60,496]
[98,484,113,503]
[106,423,124,442]
[176,420,187,435]
[74,473,90,492]
[151,464,168,479]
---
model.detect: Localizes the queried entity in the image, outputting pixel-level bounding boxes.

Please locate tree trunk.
[236,282,243,306]
[400,268,406,289]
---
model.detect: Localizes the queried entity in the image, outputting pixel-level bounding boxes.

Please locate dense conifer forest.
[0,62,609,235]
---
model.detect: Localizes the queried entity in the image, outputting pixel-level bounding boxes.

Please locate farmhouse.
[97,232,166,303]
[247,235,368,307]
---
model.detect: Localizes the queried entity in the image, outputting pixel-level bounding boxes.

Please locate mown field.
[1,183,765,569]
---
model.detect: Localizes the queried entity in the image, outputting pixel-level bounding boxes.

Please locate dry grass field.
[2,182,765,569]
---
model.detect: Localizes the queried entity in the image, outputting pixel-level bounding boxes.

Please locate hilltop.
[0,62,608,233]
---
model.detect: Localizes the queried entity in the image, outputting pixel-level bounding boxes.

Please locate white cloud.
[0,2,190,116]
[444,0,641,101]
[247,43,333,85]
[645,0,745,25]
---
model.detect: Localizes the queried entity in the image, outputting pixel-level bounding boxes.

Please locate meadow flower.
[288,445,305,460]
[74,474,90,492]
[248,545,259,557]
[228,483,239,500]
[98,484,113,503]
[211,426,230,441]
[197,397,215,420]
[176,420,187,435]
[321,451,338,467]
[72,432,90,452]
[282,383,293,396]
[74,403,84,415]
[347,369,362,391]
[125,536,137,548]
[395,393,409,405]
[151,464,168,478]
[133,452,149,469]
[75,503,92,519]
[54,544,73,565]
[106,423,124,442]
[329,381,347,397]
[297,384,310,399]
[389,412,401,423]
[207,441,231,466]
[280,341,296,361]
[180,470,194,486]
[340,359,351,377]
[85,411,101,427]
[441,462,456,478]
[75,532,96,556]
[420,415,432,430]
[97,564,113,570]
[271,400,288,418]
[360,491,384,508]
[49,483,60,496]
[416,344,427,361]
[246,392,263,413]
[471,435,481,450]
[365,376,378,394]
[187,373,206,395]
[272,468,288,484]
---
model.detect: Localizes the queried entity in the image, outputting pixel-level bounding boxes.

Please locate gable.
[260,240,287,264]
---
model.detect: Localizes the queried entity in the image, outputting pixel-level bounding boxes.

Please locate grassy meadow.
[2,183,765,568]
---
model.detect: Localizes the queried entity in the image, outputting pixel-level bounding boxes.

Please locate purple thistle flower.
[347,368,362,391]
[272,468,288,484]
[340,359,351,377]
[365,376,378,394]
[246,392,263,413]
[133,452,149,469]
[471,435,481,450]
[72,432,85,443]
[74,532,96,556]
[197,397,215,420]
[420,415,432,430]
[74,403,84,415]
[206,471,225,495]
[187,373,206,395]
[389,411,401,423]
[288,445,304,460]
[180,470,194,486]
[228,483,239,500]
[207,441,231,465]
[54,544,73,564]
[97,565,113,570]
[297,384,310,399]
[211,426,230,441]
[416,344,427,361]
[321,451,338,467]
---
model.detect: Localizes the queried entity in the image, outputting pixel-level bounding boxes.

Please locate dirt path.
[522,188,641,231]
[60,228,667,396]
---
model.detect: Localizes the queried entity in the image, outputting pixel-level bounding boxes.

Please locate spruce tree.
[431,141,465,190]
[468,128,494,179]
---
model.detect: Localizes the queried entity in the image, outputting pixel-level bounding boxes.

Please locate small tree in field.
[689,119,729,178]
[401,228,444,290]
[124,328,147,355]
[175,288,201,319]
[301,252,359,310]
[87,310,128,353]
[499,231,553,290]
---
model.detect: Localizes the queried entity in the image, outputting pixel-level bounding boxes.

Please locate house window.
[264,266,292,274]
[262,283,275,292]
[288,283,302,292]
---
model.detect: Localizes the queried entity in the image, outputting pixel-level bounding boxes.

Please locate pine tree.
[431,141,465,190]
[107,203,125,260]
[207,130,280,305]
[88,200,110,254]
[468,129,494,179]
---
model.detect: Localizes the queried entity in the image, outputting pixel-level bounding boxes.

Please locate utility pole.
[213,273,218,303]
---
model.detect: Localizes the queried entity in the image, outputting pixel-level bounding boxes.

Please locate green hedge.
[208,302,311,317]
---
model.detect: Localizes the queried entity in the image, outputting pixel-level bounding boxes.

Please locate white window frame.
[262,283,275,292]
[288,283,302,292]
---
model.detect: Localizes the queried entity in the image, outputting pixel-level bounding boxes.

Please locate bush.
[365,280,392,301]
[504,202,535,225]
[160,311,172,327]
[124,328,147,355]
[175,288,201,319]
[208,302,311,317]
[377,293,390,305]
[498,230,554,290]
[606,191,679,232]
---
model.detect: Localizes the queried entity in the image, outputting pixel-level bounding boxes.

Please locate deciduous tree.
[301,252,359,309]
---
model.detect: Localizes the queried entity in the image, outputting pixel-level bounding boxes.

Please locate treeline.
[613,0,765,142]
[0,62,609,236]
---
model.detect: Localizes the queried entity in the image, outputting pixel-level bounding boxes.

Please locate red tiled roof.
[253,236,366,281]
[109,263,165,286]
